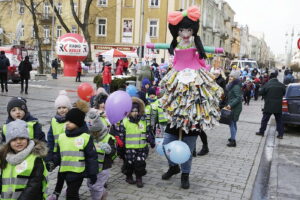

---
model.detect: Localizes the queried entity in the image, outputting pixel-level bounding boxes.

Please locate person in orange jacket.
[75,61,82,82]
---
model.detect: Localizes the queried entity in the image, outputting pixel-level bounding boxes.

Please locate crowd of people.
[0,5,292,200]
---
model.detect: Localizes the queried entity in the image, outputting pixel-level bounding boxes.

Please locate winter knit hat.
[66,100,89,127]
[6,119,29,144]
[7,97,27,114]
[54,90,72,109]
[148,87,156,96]
[93,93,108,108]
[229,70,241,79]
[142,78,151,88]
[86,108,108,135]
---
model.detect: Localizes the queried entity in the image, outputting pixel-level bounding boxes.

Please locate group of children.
[0,88,161,200]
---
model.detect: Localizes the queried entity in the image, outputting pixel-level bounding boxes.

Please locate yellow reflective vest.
[94,133,116,172]
[1,154,48,200]
[51,118,66,152]
[123,118,147,149]
[57,133,90,173]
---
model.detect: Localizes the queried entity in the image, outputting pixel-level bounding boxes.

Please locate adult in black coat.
[256,70,286,139]
[18,56,32,94]
[0,51,10,92]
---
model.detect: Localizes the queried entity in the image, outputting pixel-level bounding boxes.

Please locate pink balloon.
[105,91,132,124]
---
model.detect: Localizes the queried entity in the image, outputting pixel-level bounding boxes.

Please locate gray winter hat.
[86,109,108,135]
[229,70,241,79]
[6,119,29,144]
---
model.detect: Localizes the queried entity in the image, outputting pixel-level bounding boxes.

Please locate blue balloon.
[164,140,191,164]
[126,85,138,97]
[155,138,164,156]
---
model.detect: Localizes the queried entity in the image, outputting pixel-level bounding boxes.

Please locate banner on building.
[122,19,133,43]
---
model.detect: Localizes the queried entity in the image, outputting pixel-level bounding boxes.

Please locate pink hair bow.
[168,6,200,25]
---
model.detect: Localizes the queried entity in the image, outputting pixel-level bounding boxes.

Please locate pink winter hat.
[54,90,72,109]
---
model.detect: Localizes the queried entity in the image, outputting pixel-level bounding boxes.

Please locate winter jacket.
[102,66,112,84]
[226,79,243,122]
[76,62,82,73]
[1,113,46,143]
[283,74,295,85]
[259,78,286,114]
[53,125,99,182]
[115,65,123,75]
[0,54,10,73]
[0,140,48,200]
[19,60,32,79]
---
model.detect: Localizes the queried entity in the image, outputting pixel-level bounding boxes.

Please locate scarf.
[6,140,35,165]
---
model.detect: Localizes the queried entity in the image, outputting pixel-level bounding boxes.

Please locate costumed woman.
[159,6,223,189]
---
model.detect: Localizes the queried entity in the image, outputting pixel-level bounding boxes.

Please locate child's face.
[10,107,25,120]
[130,108,139,118]
[98,103,105,112]
[65,121,78,131]
[10,138,28,153]
[57,106,69,117]
[145,84,150,89]
[149,94,156,100]
[178,28,193,42]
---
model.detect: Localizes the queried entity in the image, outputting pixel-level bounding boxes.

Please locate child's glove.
[146,132,155,149]
[46,161,56,172]
[99,143,112,154]
[115,136,124,147]
[89,176,97,185]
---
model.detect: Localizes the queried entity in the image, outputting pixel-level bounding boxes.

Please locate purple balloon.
[105,91,132,124]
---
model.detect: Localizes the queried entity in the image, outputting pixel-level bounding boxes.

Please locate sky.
[224,0,300,55]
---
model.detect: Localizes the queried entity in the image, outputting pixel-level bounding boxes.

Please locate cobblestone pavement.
[0,75,267,200]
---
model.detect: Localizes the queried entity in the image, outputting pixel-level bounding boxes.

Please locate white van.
[230,59,259,71]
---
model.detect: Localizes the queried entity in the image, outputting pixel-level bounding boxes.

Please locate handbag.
[219,108,233,125]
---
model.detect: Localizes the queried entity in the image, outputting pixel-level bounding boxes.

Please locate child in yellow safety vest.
[46,90,72,200]
[118,97,155,188]
[146,88,168,137]
[1,97,46,143]
[52,100,98,200]
[0,119,48,200]
[86,108,117,200]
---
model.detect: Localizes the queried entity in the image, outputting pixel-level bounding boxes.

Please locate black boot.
[227,140,236,147]
[192,149,197,157]
[181,173,190,189]
[125,175,136,184]
[136,176,144,188]
[162,165,180,180]
[197,145,209,156]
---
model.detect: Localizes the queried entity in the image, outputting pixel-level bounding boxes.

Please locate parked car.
[230,59,259,71]
[282,83,300,126]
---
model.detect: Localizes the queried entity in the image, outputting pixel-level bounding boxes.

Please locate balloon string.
[179,128,182,141]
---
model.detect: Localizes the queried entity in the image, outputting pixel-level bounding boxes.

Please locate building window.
[71,25,77,33]
[97,0,107,7]
[96,18,106,36]
[56,25,62,37]
[149,0,159,7]
[149,19,158,38]
[21,25,24,37]
[57,2,63,15]
[19,2,25,14]
[44,26,50,38]
[44,2,50,19]
[31,26,35,38]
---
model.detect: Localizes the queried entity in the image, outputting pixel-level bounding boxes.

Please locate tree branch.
[49,0,70,33]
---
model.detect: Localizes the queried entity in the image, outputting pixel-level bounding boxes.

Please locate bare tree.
[48,0,70,33]
[70,0,93,62]
[22,0,45,74]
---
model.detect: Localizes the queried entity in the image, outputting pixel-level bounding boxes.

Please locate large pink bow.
[168,6,201,25]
